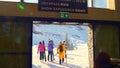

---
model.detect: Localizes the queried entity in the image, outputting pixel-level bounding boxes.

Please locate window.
[1,0,112,9]
[0,0,20,2]
[23,0,108,9]
[107,0,115,10]
[24,0,38,3]
[23,0,92,5]
[88,0,92,7]
[0,0,113,9]
[93,0,107,8]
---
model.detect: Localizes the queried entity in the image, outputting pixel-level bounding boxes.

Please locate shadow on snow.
[41,61,82,68]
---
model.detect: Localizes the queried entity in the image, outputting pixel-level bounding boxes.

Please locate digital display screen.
[32,21,89,68]
[38,0,88,13]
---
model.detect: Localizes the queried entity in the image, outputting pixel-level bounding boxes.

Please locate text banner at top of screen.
[38,0,88,13]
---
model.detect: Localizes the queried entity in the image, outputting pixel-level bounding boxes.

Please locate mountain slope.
[32,24,88,47]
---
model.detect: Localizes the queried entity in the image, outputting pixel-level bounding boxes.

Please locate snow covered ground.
[32,44,89,68]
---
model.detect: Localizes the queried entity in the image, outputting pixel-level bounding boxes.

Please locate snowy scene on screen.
[32,21,89,68]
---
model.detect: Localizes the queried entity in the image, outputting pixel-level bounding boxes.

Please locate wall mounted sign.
[38,0,88,13]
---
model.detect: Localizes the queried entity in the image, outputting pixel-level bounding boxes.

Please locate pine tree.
[65,33,69,47]
[64,33,74,50]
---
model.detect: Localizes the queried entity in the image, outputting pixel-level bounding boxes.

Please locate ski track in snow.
[32,44,89,68]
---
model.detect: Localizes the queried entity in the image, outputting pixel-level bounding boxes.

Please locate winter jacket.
[57,41,66,60]
[37,44,45,52]
[48,43,53,51]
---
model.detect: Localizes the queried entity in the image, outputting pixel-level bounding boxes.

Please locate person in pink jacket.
[37,41,45,60]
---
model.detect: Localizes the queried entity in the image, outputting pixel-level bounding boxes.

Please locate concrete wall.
[88,24,94,68]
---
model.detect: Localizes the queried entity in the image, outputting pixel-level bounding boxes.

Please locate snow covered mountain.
[32,24,88,48]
